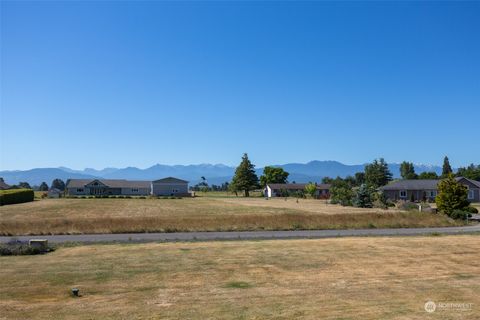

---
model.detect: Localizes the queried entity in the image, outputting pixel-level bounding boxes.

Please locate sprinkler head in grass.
[71,288,79,297]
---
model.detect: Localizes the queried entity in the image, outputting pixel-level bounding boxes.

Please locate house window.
[132,188,139,192]
[172,189,178,193]
[76,188,84,192]
[468,190,474,200]
[399,190,407,198]
[428,190,437,198]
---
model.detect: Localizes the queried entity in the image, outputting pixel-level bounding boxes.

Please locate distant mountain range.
[0,161,445,186]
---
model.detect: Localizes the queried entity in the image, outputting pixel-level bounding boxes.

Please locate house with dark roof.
[66,179,152,196]
[264,183,331,198]
[380,177,480,202]
[66,177,190,197]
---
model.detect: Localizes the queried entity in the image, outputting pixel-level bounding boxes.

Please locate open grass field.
[0,197,464,235]
[1,235,479,319]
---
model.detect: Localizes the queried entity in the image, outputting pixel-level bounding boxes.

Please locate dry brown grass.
[1,235,479,319]
[0,197,463,235]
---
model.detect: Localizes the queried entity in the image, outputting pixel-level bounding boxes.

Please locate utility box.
[29,239,48,250]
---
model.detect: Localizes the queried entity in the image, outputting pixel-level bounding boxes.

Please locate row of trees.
[399,156,480,181]
[1,178,66,191]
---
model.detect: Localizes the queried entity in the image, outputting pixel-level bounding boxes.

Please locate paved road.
[1,224,479,244]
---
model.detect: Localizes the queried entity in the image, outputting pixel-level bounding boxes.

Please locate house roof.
[380,177,480,191]
[457,177,480,188]
[380,180,439,190]
[66,179,151,189]
[48,188,63,193]
[267,183,330,190]
[152,177,189,184]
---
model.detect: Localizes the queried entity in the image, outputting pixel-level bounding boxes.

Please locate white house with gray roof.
[66,177,189,196]
[380,177,480,202]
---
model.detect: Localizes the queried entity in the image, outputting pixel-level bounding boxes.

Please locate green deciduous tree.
[19,182,32,189]
[418,171,439,179]
[364,158,393,188]
[354,172,365,186]
[442,156,453,177]
[38,182,48,191]
[259,166,289,186]
[436,174,470,217]
[456,164,480,181]
[51,179,65,191]
[400,161,418,179]
[230,153,259,197]
[304,183,317,198]
[330,180,354,206]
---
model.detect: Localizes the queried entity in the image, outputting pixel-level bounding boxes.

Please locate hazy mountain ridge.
[0,161,445,186]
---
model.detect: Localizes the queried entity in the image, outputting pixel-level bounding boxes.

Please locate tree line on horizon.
[218,154,480,197]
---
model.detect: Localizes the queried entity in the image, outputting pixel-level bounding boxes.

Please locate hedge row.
[0,189,34,206]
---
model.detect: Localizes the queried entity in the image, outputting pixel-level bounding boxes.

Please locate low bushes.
[450,210,472,221]
[0,189,34,206]
[463,206,478,214]
[0,240,55,256]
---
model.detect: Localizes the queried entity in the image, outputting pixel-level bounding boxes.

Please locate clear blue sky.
[1,1,479,170]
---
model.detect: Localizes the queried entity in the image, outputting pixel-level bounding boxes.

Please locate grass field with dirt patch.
[0,197,464,235]
[0,235,478,319]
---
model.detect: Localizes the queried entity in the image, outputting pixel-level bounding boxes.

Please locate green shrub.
[139,196,146,199]
[463,206,478,214]
[0,241,55,256]
[397,201,419,211]
[436,175,470,216]
[450,210,472,220]
[0,189,34,206]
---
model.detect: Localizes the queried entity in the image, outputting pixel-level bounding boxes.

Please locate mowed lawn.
[1,236,479,319]
[0,197,464,235]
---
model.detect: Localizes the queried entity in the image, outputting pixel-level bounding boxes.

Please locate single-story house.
[264,183,331,198]
[47,188,63,198]
[152,177,189,196]
[380,177,480,203]
[66,179,152,196]
[66,177,190,197]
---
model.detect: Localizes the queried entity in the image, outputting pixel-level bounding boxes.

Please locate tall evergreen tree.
[354,184,373,208]
[364,158,393,188]
[400,161,417,179]
[230,153,259,197]
[442,156,453,177]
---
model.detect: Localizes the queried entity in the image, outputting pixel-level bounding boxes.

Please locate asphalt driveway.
[1,224,479,244]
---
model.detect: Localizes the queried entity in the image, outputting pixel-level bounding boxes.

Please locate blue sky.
[1,1,479,170]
